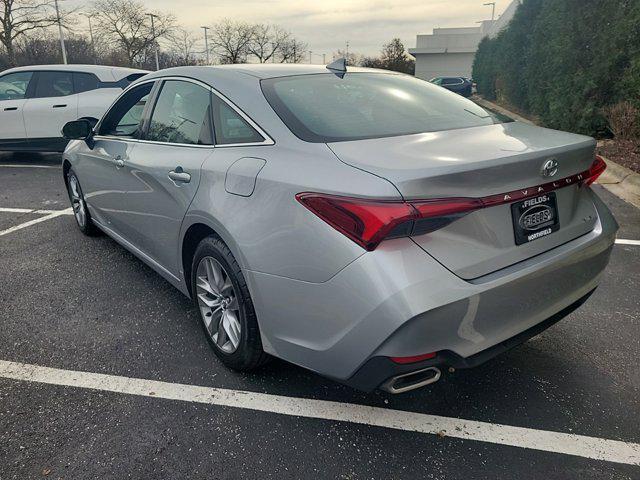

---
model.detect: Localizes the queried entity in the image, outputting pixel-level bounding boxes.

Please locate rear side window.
[146,80,213,145]
[34,71,73,98]
[212,95,264,145]
[0,71,33,100]
[73,72,100,93]
[261,73,508,143]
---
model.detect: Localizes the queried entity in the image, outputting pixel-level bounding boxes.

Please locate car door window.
[99,82,153,137]
[73,72,100,93]
[34,71,74,98]
[212,95,264,145]
[442,78,463,86]
[146,80,213,145]
[0,72,33,100]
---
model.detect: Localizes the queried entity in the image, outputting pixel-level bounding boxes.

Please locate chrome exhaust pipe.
[380,367,441,394]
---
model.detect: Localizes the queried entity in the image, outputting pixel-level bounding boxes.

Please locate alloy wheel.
[195,256,241,354]
[67,174,86,228]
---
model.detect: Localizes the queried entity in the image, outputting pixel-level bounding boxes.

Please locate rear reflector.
[390,352,437,364]
[296,156,606,251]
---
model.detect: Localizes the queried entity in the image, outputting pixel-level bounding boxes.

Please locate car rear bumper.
[246,189,618,389]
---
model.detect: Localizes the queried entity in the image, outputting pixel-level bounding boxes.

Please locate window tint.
[99,82,153,137]
[0,71,33,100]
[73,72,100,93]
[442,77,463,86]
[34,71,73,98]
[262,73,509,143]
[212,95,264,145]
[146,80,213,145]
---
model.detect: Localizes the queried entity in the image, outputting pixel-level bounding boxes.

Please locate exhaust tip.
[380,366,441,394]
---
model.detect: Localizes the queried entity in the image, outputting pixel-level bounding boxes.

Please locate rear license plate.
[511,192,559,245]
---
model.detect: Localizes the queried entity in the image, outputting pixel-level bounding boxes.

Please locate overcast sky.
[71,0,510,58]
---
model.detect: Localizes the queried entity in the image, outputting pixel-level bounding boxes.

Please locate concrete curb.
[472,96,640,209]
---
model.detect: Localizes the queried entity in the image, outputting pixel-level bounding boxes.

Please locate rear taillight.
[297,156,606,251]
[584,155,607,186]
[295,193,480,251]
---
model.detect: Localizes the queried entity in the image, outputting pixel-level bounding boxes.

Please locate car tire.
[191,235,268,371]
[66,169,100,236]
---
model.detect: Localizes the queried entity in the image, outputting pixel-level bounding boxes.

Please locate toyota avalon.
[61,62,617,393]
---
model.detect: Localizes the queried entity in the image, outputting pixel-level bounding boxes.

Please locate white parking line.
[0,360,638,466]
[0,208,73,237]
[616,239,640,246]
[0,164,60,169]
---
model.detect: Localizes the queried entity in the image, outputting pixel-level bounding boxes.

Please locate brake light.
[295,194,415,251]
[297,157,607,251]
[295,193,480,251]
[584,155,606,186]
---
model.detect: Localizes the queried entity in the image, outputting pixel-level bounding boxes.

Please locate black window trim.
[93,76,274,148]
[133,76,273,148]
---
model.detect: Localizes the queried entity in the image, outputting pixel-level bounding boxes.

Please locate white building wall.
[409,0,521,81]
[414,53,476,81]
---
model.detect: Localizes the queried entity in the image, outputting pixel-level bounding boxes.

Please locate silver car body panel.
[63,64,618,386]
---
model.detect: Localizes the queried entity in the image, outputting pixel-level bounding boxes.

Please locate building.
[409,1,520,81]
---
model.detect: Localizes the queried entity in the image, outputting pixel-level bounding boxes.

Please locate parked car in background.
[430,76,473,97]
[0,65,148,152]
[62,64,616,394]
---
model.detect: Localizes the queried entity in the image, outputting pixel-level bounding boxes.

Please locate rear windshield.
[261,73,511,143]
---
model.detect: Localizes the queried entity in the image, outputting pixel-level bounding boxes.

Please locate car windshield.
[261,73,511,143]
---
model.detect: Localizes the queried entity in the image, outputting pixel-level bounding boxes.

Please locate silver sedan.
[61,62,617,393]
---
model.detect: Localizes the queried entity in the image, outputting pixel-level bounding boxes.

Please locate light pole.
[483,2,496,20]
[147,13,160,71]
[54,0,67,64]
[84,14,96,64]
[201,26,210,65]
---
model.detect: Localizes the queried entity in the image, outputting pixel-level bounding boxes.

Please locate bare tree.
[166,26,198,65]
[247,24,288,63]
[280,37,307,63]
[0,0,67,65]
[332,49,363,67]
[91,0,174,67]
[209,19,253,64]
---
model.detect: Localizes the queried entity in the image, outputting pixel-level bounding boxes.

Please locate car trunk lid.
[328,122,599,279]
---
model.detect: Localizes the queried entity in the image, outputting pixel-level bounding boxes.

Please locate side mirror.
[62,119,94,149]
[62,119,92,140]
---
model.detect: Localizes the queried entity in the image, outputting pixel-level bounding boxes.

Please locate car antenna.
[326,58,347,78]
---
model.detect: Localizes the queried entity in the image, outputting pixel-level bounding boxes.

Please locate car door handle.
[3,107,17,111]
[168,168,191,184]
[53,104,67,108]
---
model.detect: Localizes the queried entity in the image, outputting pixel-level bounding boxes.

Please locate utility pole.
[346,41,349,57]
[322,53,326,64]
[84,14,96,64]
[483,2,496,20]
[148,13,160,71]
[54,0,67,64]
[309,50,312,64]
[272,42,276,63]
[201,26,210,65]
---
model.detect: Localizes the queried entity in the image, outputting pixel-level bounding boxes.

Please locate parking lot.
[0,152,638,479]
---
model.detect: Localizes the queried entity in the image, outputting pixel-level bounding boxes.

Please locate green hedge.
[473,0,640,137]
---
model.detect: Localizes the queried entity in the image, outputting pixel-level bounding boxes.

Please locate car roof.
[0,64,149,82]
[139,64,401,82]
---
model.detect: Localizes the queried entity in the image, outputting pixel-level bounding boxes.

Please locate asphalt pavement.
[0,152,638,479]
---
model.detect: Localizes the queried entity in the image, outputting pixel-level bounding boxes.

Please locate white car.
[0,64,148,152]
